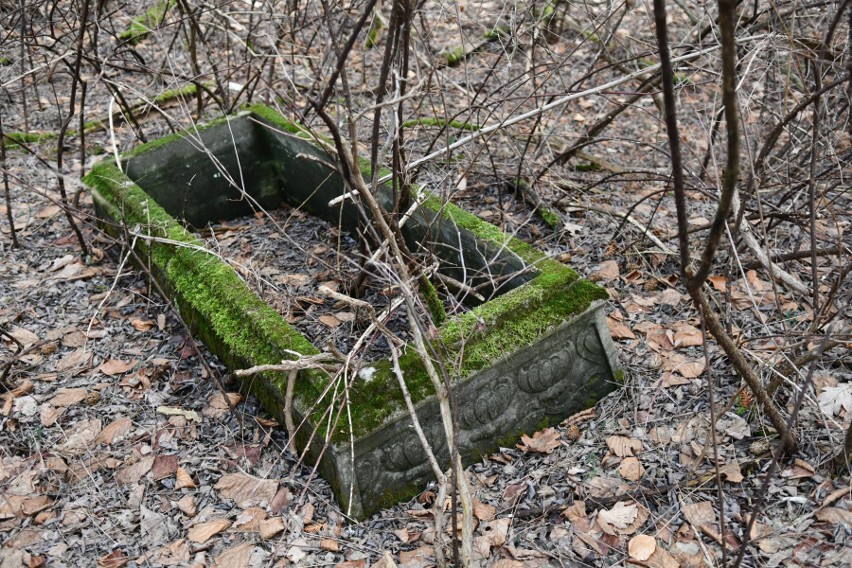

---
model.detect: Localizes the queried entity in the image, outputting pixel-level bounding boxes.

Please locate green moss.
[483,26,510,41]
[3,131,56,148]
[365,11,384,49]
[401,117,479,132]
[0,56,11,66]
[83,159,330,414]
[540,207,561,229]
[573,162,601,172]
[441,45,466,66]
[441,275,606,375]
[419,277,447,326]
[119,0,175,44]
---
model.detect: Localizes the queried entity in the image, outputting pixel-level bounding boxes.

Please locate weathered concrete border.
[84,105,622,519]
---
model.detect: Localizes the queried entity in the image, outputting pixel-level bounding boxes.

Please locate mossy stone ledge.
[84,105,622,519]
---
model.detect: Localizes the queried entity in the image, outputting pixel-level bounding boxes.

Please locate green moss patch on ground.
[119,0,176,44]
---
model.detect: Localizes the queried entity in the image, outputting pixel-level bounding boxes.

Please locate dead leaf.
[99,359,137,376]
[36,403,62,426]
[718,461,743,483]
[58,418,102,454]
[233,508,267,531]
[188,518,231,543]
[373,550,397,568]
[481,517,511,546]
[818,384,852,416]
[682,501,716,528]
[398,546,432,567]
[176,495,196,517]
[517,428,561,454]
[618,457,645,481]
[645,546,680,568]
[286,538,309,564]
[597,501,638,535]
[673,323,703,347]
[156,406,202,422]
[473,499,496,521]
[131,319,155,332]
[151,454,179,480]
[628,534,656,561]
[55,348,92,374]
[214,473,277,508]
[208,392,243,410]
[660,372,691,387]
[259,517,286,539]
[48,388,88,407]
[561,500,587,522]
[97,549,129,568]
[115,455,155,485]
[95,416,132,445]
[320,538,340,552]
[814,507,852,526]
[590,260,619,282]
[212,542,253,567]
[607,317,637,340]
[708,275,727,292]
[175,467,196,489]
[319,314,341,328]
[606,435,642,457]
[657,288,682,306]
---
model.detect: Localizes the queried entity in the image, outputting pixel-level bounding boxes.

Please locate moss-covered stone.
[84,106,621,519]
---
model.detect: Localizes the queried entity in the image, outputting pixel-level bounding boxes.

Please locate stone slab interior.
[124,114,535,302]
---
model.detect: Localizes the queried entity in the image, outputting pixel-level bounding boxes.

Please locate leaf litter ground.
[1,0,850,566]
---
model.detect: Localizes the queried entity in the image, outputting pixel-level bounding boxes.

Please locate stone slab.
[84,105,622,519]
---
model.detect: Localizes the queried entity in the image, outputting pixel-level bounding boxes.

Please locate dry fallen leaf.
[97,549,129,568]
[151,454,179,480]
[718,460,743,483]
[48,387,88,407]
[214,472,278,508]
[606,435,642,457]
[628,534,656,561]
[398,546,432,567]
[131,319,155,332]
[95,416,132,445]
[597,501,639,535]
[682,501,716,528]
[618,456,645,481]
[175,467,196,489]
[607,317,637,340]
[211,542,252,567]
[207,392,243,410]
[319,314,341,328]
[473,499,496,521]
[517,428,561,454]
[373,550,397,568]
[176,495,196,517]
[590,260,619,282]
[188,518,231,543]
[259,517,286,539]
[672,323,703,347]
[99,359,137,376]
[115,455,155,485]
[58,418,102,454]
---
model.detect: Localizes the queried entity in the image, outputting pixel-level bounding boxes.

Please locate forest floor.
[1,0,851,566]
